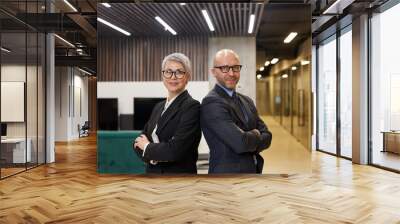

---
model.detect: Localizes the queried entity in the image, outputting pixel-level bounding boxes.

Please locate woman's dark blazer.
[135,90,201,174]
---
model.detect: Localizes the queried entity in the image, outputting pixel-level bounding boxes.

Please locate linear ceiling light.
[78,67,93,76]
[1,47,11,53]
[264,61,270,66]
[248,14,255,34]
[271,58,279,64]
[101,3,111,8]
[63,0,78,12]
[97,17,131,36]
[54,34,75,48]
[323,0,343,14]
[201,10,215,32]
[284,32,298,43]
[180,3,186,5]
[155,16,177,35]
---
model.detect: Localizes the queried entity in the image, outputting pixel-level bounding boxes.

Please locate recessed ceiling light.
[63,0,78,12]
[282,74,288,79]
[201,10,215,32]
[155,16,177,35]
[259,67,264,71]
[257,74,262,79]
[97,17,131,36]
[248,14,255,34]
[271,58,279,64]
[54,34,75,48]
[102,3,111,8]
[301,60,310,65]
[291,66,297,70]
[284,32,298,43]
[264,61,270,66]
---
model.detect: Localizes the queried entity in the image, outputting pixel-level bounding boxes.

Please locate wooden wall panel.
[88,77,97,132]
[98,36,208,81]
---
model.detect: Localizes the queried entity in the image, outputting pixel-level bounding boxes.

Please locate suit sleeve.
[246,97,272,152]
[133,103,161,163]
[143,101,200,162]
[201,97,261,154]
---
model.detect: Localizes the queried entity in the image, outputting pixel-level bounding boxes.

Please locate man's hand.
[134,134,150,150]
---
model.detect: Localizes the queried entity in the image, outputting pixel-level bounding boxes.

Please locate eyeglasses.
[162,70,186,79]
[214,65,242,73]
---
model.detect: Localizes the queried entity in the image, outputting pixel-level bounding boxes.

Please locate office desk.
[1,138,31,163]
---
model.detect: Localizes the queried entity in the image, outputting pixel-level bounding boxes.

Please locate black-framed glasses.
[162,70,186,79]
[214,65,242,73]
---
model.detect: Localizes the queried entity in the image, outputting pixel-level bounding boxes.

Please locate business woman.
[133,53,201,174]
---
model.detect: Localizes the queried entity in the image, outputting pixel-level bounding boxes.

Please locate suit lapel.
[156,90,189,133]
[214,85,248,127]
[147,102,164,138]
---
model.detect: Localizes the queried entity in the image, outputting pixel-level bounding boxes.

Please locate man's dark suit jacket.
[201,85,272,174]
[136,90,201,174]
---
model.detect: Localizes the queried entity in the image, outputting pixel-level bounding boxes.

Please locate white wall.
[97,81,210,154]
[208,37,257,102]
[1,65,37,137]
[55,67,89,141]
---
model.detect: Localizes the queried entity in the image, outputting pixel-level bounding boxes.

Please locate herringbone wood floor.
[1,120,400,223]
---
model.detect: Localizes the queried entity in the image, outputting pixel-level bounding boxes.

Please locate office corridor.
[260,116,312,174]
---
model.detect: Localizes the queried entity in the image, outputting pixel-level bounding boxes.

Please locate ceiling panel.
[98,2,264,37]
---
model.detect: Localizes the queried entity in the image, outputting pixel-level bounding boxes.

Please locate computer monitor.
[1,123,7,137]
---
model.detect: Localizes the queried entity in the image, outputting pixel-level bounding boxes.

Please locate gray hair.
[162,53,192,77]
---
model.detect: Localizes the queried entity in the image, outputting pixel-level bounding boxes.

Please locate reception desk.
[97,131,145,174]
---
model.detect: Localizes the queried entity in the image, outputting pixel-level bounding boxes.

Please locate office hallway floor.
[1,124,400,223]
[260,116,312,174]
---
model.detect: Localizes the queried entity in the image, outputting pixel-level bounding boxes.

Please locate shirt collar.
[216,83,235,98]
[165,89,185,108]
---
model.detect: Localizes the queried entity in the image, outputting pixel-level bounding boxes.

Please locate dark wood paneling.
[88,77,97,132]
[98,36,208,81]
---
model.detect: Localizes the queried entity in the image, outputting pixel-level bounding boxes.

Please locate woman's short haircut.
[162,53,192,77]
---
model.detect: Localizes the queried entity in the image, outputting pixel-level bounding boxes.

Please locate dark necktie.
[232,92,249,123]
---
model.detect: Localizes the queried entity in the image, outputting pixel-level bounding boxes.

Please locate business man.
[201,49,272,174]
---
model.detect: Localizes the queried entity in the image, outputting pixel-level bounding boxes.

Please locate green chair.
[97,131,145,174]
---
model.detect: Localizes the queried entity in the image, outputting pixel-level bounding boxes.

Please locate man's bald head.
[213,49,240,67]
[211,49,241,90]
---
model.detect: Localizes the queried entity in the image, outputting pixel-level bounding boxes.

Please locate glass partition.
[317,35,337,154]
[339,27,352,158]
[370,3,400,171]
[0,1,46,179]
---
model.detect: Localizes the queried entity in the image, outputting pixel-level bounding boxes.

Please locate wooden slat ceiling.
[98,2,264,37]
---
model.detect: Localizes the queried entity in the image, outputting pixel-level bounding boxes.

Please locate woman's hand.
[134,134,150,150]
